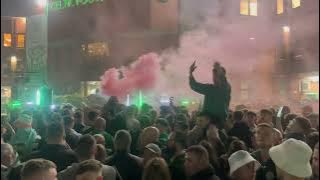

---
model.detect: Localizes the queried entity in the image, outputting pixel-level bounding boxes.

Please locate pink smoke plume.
[100,53,160,97]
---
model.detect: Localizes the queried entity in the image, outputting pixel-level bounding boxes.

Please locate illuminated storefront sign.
[48,0,104,11]
[300,75,319,100]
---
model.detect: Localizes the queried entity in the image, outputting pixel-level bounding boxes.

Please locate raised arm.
[189,61,212,95]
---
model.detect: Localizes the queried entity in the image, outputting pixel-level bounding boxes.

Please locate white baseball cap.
[228,150,261,176]
[269,138,312,178]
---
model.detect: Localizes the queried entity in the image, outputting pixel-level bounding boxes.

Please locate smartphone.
[277,106,284,118]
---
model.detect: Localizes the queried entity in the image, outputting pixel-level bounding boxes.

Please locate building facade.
[1,16,27,103]
[46,0,179,95]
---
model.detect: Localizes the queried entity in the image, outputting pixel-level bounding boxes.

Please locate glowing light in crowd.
[8,101,22,109]
[138,91,143,108]
[36,89,41,106]
[126,94,130,106]
[50,104,56,110]
[181,100,190,106]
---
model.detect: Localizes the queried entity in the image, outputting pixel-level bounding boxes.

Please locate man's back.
[27,144,78,172]
[106,152,143,180]
[58,162,117,180]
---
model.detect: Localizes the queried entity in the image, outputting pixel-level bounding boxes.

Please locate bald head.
[94,118,106,131]
[140,127,160,147]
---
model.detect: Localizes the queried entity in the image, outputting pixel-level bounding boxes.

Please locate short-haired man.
[27,122,78,171]
[187,112,211,146]
[21,159,57,180]
[252,124,274,164]
[63,116,81,149]
[106,130,143,180]
[75,159,103,180]
[258,109,273,126]
[169,132,188,180]
[184,145,219,180]
[58,135,116,180]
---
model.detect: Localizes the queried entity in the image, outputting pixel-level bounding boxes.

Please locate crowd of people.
[1,62,319,180]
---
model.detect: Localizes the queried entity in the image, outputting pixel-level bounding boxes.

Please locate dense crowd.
[1,62,319,180]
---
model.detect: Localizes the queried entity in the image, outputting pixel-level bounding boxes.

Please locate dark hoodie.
[189,166,220,180]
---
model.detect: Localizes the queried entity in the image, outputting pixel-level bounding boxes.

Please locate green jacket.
[189,75,231,128]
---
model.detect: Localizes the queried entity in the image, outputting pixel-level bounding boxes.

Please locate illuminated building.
[1,16,27,103]
[273,0,319,102]
[46,0,179,95]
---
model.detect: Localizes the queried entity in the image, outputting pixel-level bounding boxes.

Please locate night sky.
[1,0,38,17]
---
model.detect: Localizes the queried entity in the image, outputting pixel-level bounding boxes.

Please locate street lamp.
[10,56,17,72]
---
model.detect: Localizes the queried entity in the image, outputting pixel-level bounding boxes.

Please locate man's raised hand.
[189,61,197,75]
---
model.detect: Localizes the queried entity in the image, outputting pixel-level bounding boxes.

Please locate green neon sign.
[48,0,104,11]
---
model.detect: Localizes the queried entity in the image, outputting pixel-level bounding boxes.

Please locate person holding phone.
[189,61,231,129]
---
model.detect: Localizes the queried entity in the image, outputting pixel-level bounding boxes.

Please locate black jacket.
[189,166,220,180]
[105,152,143,180]
[255,159,277,180]
[26,144,78,172]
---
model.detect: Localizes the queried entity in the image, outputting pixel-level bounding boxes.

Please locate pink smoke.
[100,53,160,97]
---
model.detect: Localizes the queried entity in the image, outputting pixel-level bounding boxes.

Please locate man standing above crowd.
[189,61,231,129]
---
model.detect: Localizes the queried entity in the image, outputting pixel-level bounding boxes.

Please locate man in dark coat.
[105,130,143,180]
[189,61,231,129]
[185,145,220,180]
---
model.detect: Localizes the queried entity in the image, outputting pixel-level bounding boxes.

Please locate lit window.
[16,34,25,48]
[240,0,249,15]
[292,0,300,8]
[249,0,257,16]
[277,0,284,14]
[240,0,257,16]
[15,18,26,33]
[87,42,110,56]
[3,34,12,47]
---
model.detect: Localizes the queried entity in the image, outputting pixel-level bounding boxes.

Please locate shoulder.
[102,165,117,179]
[129,154,143,163]
[58,163,79,179]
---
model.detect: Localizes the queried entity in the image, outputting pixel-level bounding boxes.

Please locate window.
[240,0,257,16]
[3,34,12,47]
[292,0,301,8]
[240,0,249,15]
[277,0,284,14]
[87,42,110,57]
[16,34,25,48]
[15,18,26,33]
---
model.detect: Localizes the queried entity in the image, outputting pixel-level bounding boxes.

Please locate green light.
[181,100,190,106]
[8,101,22,109]
[48,0,104,11]
[36,89,41,105]
[138,91,143,108]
